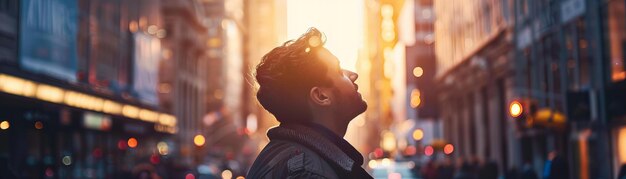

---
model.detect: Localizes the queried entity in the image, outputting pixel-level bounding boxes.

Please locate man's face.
[316,48,367,119]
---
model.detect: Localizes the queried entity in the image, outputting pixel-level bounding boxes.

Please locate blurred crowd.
[418,153,571,179]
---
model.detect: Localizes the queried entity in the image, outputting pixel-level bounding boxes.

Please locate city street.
[1,0,626,178]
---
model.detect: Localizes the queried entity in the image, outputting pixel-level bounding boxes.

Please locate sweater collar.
[267,123,364,172]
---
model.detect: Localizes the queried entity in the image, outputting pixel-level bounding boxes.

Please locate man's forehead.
[316,48,340,68]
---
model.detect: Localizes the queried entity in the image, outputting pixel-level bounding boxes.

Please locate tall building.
[436,0,626,177]
[160,0,209,166]
[405,0,441,152]
[197,0,255,176]
[434,0,516,172]
[513,0,626,177]
[0,0,177,178]
[0,0,17,65]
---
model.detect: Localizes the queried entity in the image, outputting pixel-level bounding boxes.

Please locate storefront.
[0,73,177,178]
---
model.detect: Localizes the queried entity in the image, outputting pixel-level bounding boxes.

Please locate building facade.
[0,0,178,178]
[436,0,626,177]
[434,0,518,173]
[405,0,442,154]
[160,0,210,167]
[0,0,17,65]
[514,0,626,177]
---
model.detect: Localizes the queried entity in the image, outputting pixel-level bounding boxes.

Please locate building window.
[0,0,17,16]
[481,87,491,157]
[483,3,492,35]
[577,19,591,88]
[564,18,591,90]
[605,0,626,82]
[522,0,529,16]
[565,26,578,90]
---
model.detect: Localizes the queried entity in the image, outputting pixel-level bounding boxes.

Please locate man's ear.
[309,87,332,106]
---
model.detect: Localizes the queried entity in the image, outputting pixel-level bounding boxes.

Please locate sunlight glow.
[286,0,364,72]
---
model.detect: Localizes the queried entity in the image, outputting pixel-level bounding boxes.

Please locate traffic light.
[510,99,567,129]
[509,99,537,127]
[509,100,523,118]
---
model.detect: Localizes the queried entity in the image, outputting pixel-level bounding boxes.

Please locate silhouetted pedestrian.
[454,161,477,179]
[521,163,539,179]
[478,160,498,179]
[437,159,454,179]
[543,152,569,179]
[504,167,520,179]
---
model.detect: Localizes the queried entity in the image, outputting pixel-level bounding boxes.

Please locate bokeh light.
[404,146,417,156]
[412,129,424,141]
[117,140,127,150]
[157,142,169,155]
[509,100,523,118]
[381,158,391,167]
[62,156,72,166]
[413,67,424,77]
[221,169,233,179]
[185,173,195,179]
[444,144,454,155]
[368,160,378,169]
[127,138,138,148]
[150,154,160,164]
[424,146,434,156]
[34,121,43,129]
[0,121,9,130]
[194,135,206,147]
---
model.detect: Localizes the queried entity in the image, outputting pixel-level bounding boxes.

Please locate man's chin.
[350,100,367,118]
[358,100,367,113]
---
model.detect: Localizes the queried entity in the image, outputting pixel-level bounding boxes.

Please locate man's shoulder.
[247,140,339,179]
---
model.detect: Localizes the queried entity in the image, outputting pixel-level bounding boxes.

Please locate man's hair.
[255,28,331,123]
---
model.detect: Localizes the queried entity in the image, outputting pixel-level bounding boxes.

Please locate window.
[484,3,492,35]
[563,18,591,90]
[577,19,591,88]
[565,26,578,90]
[605,0,626,82]
[0,0,17,16]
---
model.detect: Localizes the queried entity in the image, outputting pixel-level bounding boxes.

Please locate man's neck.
[310,118,348,137]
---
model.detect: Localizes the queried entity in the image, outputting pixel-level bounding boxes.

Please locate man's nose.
[347,70,358,82]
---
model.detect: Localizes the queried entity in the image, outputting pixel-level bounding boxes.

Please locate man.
[247,28,372,178]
